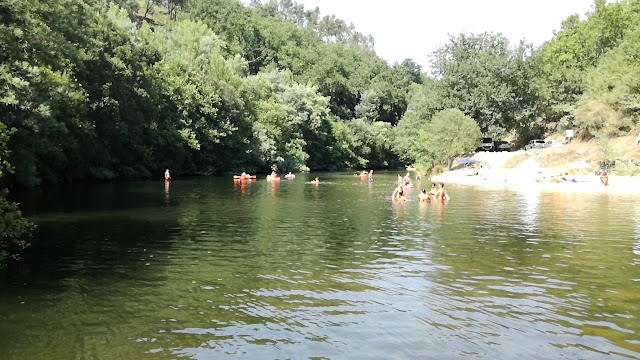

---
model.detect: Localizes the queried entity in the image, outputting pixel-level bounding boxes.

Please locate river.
[1,172,640,359]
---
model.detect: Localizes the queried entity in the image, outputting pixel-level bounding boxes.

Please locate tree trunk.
[143,0,153,20]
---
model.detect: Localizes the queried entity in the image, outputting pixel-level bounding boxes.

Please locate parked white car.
[544,140,564,148]
[524,139,546,150]
[479,137,494,151]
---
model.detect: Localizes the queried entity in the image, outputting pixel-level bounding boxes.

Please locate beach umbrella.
[567,161,592,169]
[457,158,475,164]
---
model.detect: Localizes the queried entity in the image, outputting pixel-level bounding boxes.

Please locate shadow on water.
[1,173,640,359]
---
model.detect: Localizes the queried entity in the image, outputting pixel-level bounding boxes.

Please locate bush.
[574,100,634,138]
[0,123,35,267]
[419,109,482,169]
[0,190,35,267]
[429,164,448,176]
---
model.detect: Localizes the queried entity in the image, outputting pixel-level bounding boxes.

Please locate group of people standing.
[355,170,374,183]
[392,172,449,202]
[419,183,449,201]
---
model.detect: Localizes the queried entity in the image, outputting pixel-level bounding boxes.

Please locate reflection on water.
[1,173,640,359]
[514,186,540,232]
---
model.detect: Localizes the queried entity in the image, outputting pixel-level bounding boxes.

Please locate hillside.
[503,132,640,176]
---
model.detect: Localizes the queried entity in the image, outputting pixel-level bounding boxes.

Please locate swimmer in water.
[403,172,411,186]
[392,184,402,199]
[435,182,450,200]
[419,189,431,202]
[429,183,437,197]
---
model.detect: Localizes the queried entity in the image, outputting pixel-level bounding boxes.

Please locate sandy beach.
[431,151,640,195]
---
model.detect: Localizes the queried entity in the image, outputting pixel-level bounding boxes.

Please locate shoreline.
[431,167,640,195]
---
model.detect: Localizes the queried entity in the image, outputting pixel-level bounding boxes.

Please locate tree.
[371,59,423,125]
[392,81,442,164]
[430,33,538,134]
[0,0,410,188]
[575,21,640,136]
[185,0,267,73]
[354,89,379,122]
[418,109,482,169]
[534,0,640,136]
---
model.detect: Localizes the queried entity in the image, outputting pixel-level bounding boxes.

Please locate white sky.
[290,0,600,71]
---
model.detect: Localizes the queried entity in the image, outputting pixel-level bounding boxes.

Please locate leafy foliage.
[535,0,640,137]
[0,0,418,187]
[417,109,482,169]
[430,33,538,134]
[0,123,34,267]
[3,0,640,189]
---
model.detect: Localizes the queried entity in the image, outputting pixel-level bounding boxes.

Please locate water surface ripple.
[1,173,639,359]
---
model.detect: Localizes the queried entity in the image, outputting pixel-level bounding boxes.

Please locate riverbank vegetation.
[2,0,640,187]
[0,124,34,267]
[503,132,640,176]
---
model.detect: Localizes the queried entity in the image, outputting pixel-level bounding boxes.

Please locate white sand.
[432,167,640,195]
[432,150,640,195]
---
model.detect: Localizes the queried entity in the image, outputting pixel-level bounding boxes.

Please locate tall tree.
[431,32,537,135]
[418,109,482,169]
[534,0,640,136]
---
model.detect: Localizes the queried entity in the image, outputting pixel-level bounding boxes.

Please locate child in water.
[392,186,407,202]
[429,183,437,197]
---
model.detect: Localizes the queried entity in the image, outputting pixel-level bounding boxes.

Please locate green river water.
[1,172,639,359]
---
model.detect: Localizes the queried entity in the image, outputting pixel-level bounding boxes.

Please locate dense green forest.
[2,0,640,185]
[2,0,640,262]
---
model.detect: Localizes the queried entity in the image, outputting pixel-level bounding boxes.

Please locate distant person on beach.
[600,172,609,186]
[165,169,171,181]
[472,162,481,175]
